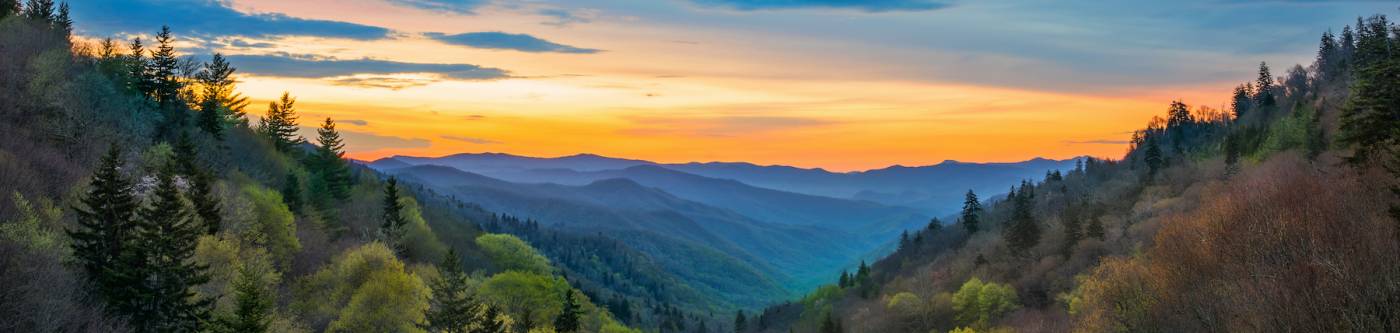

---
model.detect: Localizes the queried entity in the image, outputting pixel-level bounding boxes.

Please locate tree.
[172,132,221,234]
[127,37,154,97]
[1166,100,1192,154]
[961,190,982,233]
[1,0,18,17]
[819,311,842,333]
[1231,83,1254,120]
[150,26,186,139]
[1085,215,1105,241]
[22,0,53,21]
[67,145,139,305]
[1254,62,1277,111]
[53,1,70,36]
[424,249,486,333]
[1339,31,1399,165]
[1060,206,1082,258]
[313,117,351,201]
[554,289,582,332]
[478,305,509,333]
[951,278,1018,329]
[382,177,406,247]
[1003,182,1040,255]
[1315,30,1341,82]
[928,217,943,233]
[281,173,303,215]
[196,53,250,138]
[126,171,213,332]
[258,92,301,153]
[221,265,272,333]
[1143,136,1163,180]
[733,311,746,332]
[838,270,850,288]
[475,234,551,275]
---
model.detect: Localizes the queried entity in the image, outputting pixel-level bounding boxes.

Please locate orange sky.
[89,0,1364,171]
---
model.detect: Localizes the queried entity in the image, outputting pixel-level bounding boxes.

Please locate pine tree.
[838,270,850,288]
[23,0,53,22]
[927,217,942,233]
[128,171,213,332]
[281,173,303,214]
[313,118,351,201]
[173,133,221,234]
[1255,62,1277,111]
[554,289,582,332]
[197,53,250,138]
[381,177,406,247]
[898,230,910,252]
[1231,83,1254,120]
[1144,136,1163,180]
[961,190,982,233]
[0,0,18,17]
[1086,215,1105,241]
[258,92,301,153]
[221,265,272,333]
[1003,183,1040,255]
[733,311,746,333]
[67,146,139,305]
[54,1,70,36]
[151,26,186,138]
[819,311,841,333]
[128,37,154,97]
[424,249,484,333]
[1339,20,1400,165]
[1059,206,1082,258]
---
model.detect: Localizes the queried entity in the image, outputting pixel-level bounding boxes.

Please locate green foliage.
[554,289,582,332]
[124,171,214,332]
[257,92,301,153]
[2,192,63,252]
[222,263,274,333]
[423,248,508,333]
[311,117,351,202]
[66,146,139,306]
[476,271,570,331]
[475,234,551,275]
[397,196,448,262]
[240,184,300,267]
[382,176,406,249]
[1002,183,1040,255]
[950,278,1018,329]
[297,243,430,332]
[961,190,982,233]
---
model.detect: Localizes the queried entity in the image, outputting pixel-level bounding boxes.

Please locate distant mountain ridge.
[366,152,1084,215]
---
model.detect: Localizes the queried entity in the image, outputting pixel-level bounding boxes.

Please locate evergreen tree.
[554,289,582,332]
[258,92,301,153]
[313,117,351,201]
[1224,132,1242,176]
[819,311,841,333]
[733,311,746,333]
[424,249,485,333]
[960,190,982,233]
[898,230,910,252]
[838,270,850,288]
[1254,62,1277,111]
[1339,24,1356,60]
[1166,100,1192,154]
[1144,136,1163,180]
[221,265,271,333]
[381,177,406,247]
[67,145,139,305]
[1316,30,1340,82]
[23,0,53,22]
[174,133,221,234]
[1059,206,1082,258]
[927,217,942,233]
[281,173,303,214]
[478,305,509,333]
[1231,83,1254,120]
[197,53,250,138]
[54,1,70,36]
[1339,18,1399,165]
[127,171,213,332]
[1085,214,1105,241]
[1,0,18,17]
[128,37,154,97]
[1003,183,1040,255]
[151,26,186,138]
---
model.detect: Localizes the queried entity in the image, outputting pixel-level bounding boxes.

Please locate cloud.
[223,54,510,80]
[688,0,953,12]
[440,135,502,144]
[70,0,391,40]
[425,32,601,54]
[538,7,595,26]
[622,115,832,137]
[297,128,431,151]
[339,119,370,126]
[328,76,440,90]
[1065,139,1131,145]
[384,0,488,14]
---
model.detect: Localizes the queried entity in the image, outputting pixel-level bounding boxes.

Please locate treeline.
[0,2,637,333]
[750,12,1400,333]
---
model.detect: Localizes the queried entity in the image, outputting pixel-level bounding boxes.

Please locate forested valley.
[1,1,1398,333]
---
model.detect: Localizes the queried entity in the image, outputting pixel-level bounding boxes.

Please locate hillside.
[742,13,1400,333]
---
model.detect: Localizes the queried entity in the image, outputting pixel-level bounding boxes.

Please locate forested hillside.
[745,13,1400,333]
[0,2,643,332]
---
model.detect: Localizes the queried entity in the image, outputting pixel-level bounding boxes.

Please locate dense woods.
[2,2,1399,333]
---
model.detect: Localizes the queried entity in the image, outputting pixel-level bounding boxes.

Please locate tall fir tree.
[151,26,186,139]
[197,53,250,139]
[960,190,982,233]
[67,145,139,305]
[1339,17,1399,165]
[381,177,406,247]
[423,249,486,333]
[54,1,70,36]
[733,311,746,333]
[1059,206,1082,258]
[23,0,53,21]
[1144,135,1163,180]
[313,117,351,201]
[173,132,221,234]
[554,289,582,332]
[221,265,271,333]
[1003,182,1041,255]
[127,171,213,332]
[258,92,301,153]
[128,37,154,97]
[1231,83,1254,120]
[1254,62,1277,111]
[281,173,303,214]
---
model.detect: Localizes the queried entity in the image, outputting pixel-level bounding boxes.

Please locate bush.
[951,277,1018,328]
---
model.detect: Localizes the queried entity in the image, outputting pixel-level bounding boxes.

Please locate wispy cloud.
[440,135,502,144]
[622,115,833,137]
[223,54,510,80]
[538,7,596,26]
[688,0,954,12]
[1065,139,1131,145]
[425,32,601,54]
[70,0,391,40]
[383,0,488,14]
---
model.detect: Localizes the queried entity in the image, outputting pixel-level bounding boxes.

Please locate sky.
[69,0,1398,171]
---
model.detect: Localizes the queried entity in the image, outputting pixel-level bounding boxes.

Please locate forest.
[0,1,1398,333]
